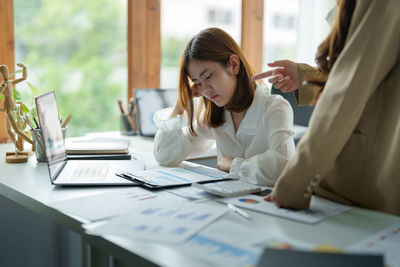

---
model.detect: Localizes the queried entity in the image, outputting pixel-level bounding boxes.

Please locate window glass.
[263,0,334,71]
[14,0,127,136]
[263,0,299,69]
[161,0,242,89]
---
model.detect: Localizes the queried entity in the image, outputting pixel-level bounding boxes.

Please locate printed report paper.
[347,222,400,267]
[221,195,353,224]
[86,200,228,244]
[178,221,264,267]
[49,187,159,222]
[128,165,228,187]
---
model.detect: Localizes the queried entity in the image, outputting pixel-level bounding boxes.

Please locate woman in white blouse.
[153,27,295,186]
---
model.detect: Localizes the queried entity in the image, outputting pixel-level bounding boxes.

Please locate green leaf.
[8,69,23,79]
[27,82,40,105]
[0,94,3,101]
[13,87,22,100]
[27,82,39,95]
[22,103,30,113]
[30,108,38,118]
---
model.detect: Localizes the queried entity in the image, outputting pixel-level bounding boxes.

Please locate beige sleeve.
[273,0,400,209]
[295,64,326,106]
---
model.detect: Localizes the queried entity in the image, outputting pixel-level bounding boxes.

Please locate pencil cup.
[120,114,137,136]
[31,127,67,162]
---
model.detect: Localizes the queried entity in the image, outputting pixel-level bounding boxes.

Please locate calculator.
[192,180,262,197]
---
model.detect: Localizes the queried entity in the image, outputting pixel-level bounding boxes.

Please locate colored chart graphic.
[185,235,260,266]
[238,198,259,204]
[268,241,293,250]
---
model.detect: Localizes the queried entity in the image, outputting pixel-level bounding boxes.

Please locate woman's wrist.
[169,102,184,118]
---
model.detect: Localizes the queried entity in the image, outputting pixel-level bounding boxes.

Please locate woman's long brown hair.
[178,28,257,136]
[310,0,356,103]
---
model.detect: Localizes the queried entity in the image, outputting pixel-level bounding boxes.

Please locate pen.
[128,98,134,115]
[24,116,45,153]
[227,203,252,221]
[118,99,136,130]
[33,117,40,129]
[61,114,72,128]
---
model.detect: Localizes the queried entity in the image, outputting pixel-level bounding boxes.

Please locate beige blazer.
[273,0,400,216]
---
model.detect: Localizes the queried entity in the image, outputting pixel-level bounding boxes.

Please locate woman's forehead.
[187,60,219,79]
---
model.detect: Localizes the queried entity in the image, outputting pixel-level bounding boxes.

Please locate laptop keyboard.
[69,163,110,180]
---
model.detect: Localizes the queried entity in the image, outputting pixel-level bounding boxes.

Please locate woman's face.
[187,57,239,107]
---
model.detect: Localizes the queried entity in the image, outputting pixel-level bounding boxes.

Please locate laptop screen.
[134,88,177,137]
[35,91,67,182]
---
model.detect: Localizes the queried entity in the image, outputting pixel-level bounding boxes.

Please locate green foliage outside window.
[161,36,188,68]
[14,0,126,136]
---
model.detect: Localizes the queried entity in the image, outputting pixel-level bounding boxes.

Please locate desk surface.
[1,135,399,267]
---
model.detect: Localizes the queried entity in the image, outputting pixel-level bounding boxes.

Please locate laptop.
[134,88,177,137]
[35,91,144,186]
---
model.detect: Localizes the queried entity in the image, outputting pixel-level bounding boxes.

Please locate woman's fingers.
[264,193,285,208]
[274,76,291,89]
[252,69,275,81]
[267,60,289,68]
[252,67,285,81]
[268,74,283,84]
[264,193,274,202]
[280,84,290,93]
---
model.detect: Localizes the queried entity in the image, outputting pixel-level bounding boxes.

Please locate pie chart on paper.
[238,198,259,204]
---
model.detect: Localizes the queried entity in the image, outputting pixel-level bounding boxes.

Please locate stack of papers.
[49,188,159,222]
[86,200,228,244]
[65,137,130,155]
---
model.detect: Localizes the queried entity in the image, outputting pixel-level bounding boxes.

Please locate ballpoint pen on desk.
[227,203,252,221]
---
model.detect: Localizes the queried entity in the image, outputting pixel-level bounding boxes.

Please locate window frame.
[0,0,264,140]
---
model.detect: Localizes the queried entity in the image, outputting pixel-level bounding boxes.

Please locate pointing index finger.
[252,70,275,81]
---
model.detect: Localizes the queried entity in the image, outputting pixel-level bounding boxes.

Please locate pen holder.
[31,127,67,162]
[120,114,137,136]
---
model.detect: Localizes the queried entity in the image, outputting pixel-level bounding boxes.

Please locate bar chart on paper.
[134,166,227,187]
[86,200,228,243]
[179,221,266,267]
[183,235,260,267]
[347,222,400,267]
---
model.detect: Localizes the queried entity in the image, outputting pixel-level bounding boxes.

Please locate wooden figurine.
[0,63,33,163]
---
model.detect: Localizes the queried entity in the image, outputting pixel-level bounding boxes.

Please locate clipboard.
[118,166,229,189]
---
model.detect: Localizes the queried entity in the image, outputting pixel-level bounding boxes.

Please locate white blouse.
[153,87,295,186]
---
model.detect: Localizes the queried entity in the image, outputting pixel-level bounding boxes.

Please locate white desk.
[1,136,399,267]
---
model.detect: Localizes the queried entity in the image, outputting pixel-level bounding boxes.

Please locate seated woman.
[153,27,295,186]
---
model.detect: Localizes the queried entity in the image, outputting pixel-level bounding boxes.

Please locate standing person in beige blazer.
[253,0,400,216]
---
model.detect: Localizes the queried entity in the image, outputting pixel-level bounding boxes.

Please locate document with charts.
[49,187,160,222]
[221,195,353,224]
[179,220,266,267]
[86,200,228,243]
[124,165,228,188]
[347,222,400,267]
